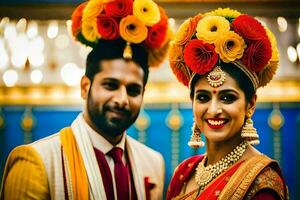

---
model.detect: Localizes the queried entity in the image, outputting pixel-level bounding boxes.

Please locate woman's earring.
[188,121,205,148]
[241,111,260,145]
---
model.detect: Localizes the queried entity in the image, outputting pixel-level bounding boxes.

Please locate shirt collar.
[78,113,126,154]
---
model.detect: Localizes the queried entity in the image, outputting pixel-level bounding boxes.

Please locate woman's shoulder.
[166,155,204,200]
[245,166,288,200]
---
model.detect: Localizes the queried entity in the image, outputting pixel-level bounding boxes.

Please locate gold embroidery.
[218,154,272,200]
[245,167,287,200]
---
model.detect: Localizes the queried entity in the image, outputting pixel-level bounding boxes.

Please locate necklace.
[195,141,247,190]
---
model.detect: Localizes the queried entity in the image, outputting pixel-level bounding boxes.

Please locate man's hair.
[85,38,149,86]
[190,62,255,103]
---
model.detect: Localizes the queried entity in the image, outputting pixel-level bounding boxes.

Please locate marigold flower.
[258,27,279,87]
[242,38,272,72]
[145,20,167,48]
[215,31,246,62]
[158,6,168,25]
[133,0,160,26]
[196,16,230,44]
[82,18,99,42]
[97,14,119,40]
[105,0,133,18]
[119,15,148,43]
[205,8,240,22]
[145,6,168,48]
[183,39,218,75]
[71,2,87,36]
[82,0,105,20]
[232,14,268,42]
[265,27,279,62]
[175,14,202,46]
[169,42,190,86]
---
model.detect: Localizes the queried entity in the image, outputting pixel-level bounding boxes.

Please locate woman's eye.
[220,94,237,103]
[196,94,210,103]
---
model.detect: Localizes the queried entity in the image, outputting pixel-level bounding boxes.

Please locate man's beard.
[87,89,139,137]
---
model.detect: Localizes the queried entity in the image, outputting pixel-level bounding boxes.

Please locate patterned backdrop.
[0,103,299,199]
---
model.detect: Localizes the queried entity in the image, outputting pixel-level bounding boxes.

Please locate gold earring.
[241,111,260,145]
[188,121,205,148]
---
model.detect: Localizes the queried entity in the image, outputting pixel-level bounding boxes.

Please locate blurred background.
[0,0,300,199]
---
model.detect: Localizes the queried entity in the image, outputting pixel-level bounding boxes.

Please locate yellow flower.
[81,0,114,42]
[205,8,241,19]
[196,16,230,44]
[215,31,246,62]
[119,15,148,44]
[265,27,279,62]
[133,0,160,26]
[82,0,105,20]
[82,18,99,42]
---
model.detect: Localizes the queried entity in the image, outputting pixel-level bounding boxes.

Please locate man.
[1,0,170,198]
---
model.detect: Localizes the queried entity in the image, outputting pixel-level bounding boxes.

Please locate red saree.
[167,154,288,200]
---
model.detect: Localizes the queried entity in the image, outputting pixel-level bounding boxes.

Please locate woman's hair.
[85,38,149,85]
[190,62,256,103]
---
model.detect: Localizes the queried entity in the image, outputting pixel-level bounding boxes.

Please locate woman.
[167,8,289,200]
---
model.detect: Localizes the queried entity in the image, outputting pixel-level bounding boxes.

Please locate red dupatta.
[166,155,244,200]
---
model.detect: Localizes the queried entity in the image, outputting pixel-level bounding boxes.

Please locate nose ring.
[217,108,222,113]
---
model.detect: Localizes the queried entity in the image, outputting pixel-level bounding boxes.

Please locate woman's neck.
[205,136,243,166]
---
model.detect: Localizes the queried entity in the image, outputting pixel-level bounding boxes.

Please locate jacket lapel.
[126,137,147,200]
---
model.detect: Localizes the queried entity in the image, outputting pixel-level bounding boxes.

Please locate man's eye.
[127,87,142,97]
[103,82,118,90]
[220,94,237,103]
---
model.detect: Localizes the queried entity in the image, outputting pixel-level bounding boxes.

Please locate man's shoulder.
[30,132,61,151]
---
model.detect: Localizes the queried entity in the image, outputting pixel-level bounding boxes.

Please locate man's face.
[81,58,144,144]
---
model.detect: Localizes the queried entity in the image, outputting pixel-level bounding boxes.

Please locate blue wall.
[0,103,299,199]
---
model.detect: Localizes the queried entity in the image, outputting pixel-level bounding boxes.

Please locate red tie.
[108,147,130,200]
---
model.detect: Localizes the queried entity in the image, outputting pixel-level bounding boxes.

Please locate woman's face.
[192,72,255,143]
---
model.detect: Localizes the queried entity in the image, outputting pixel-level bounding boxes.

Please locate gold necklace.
[195,141,247,189]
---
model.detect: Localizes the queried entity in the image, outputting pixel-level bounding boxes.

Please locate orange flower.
[71,2,87,36]
[175,14,202,45]
[82,0,105,20]
[215,31,246,62]
[119,15,148,43]
[169,42,191,86]
[82,18,99,42]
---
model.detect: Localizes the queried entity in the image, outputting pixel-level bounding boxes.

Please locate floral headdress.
[71,0,172,67]
[169,8,279,89]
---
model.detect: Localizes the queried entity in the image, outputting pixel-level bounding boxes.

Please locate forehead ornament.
[206,66,226,87]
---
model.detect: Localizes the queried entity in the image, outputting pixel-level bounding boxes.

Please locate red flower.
[145,6,168,49]
[183,39,218,75]
[105,0,133,18]
[232,14,268,42]
[96,14,119,40]
[71,2,87,36]
[242,38,272,72]
[145,20,168,48]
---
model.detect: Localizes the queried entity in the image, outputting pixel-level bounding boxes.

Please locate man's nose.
[114,86,129,108]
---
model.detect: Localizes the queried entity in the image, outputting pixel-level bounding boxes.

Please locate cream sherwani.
[0,113,165,200]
